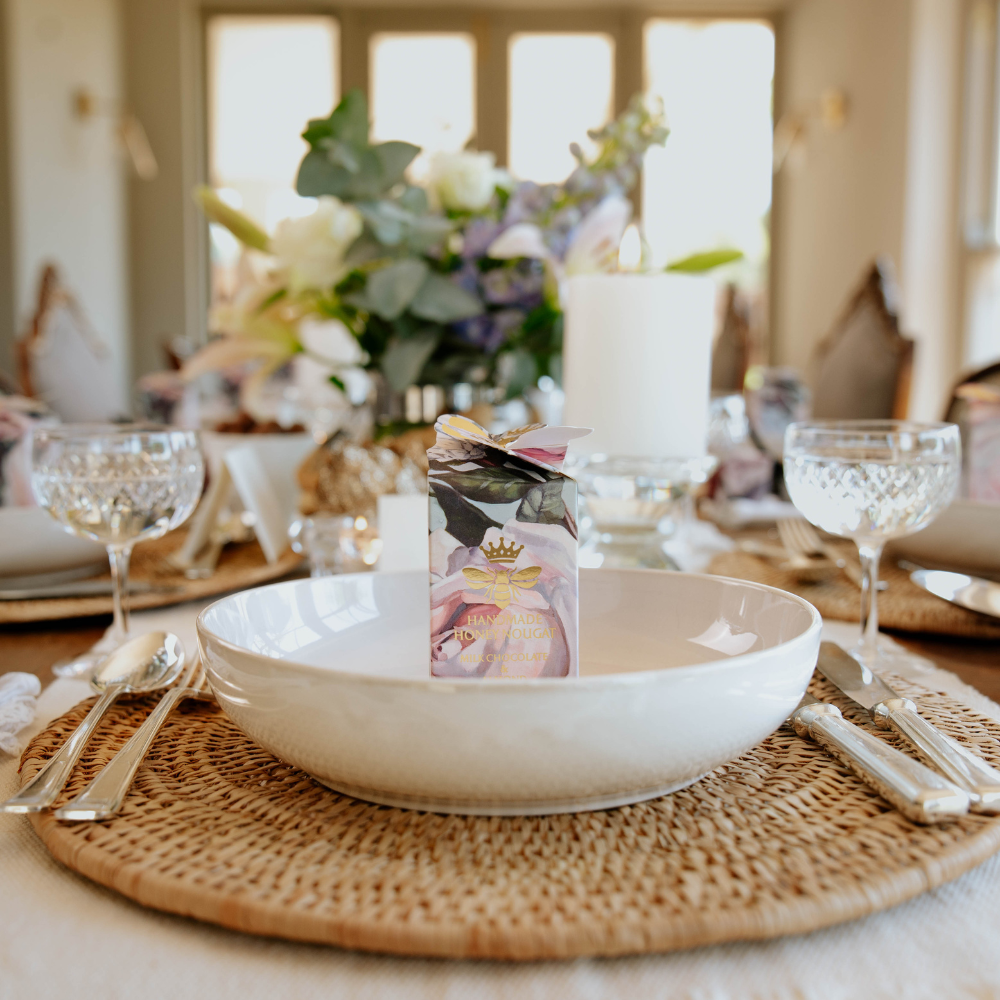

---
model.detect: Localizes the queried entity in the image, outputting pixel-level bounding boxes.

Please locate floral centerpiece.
[185,89,738,423]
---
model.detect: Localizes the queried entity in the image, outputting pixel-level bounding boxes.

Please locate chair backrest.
[711,283,752,393]
[810,259,915,420]
[15,263,121,422]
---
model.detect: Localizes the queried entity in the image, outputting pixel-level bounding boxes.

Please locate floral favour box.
[429,415,591,679]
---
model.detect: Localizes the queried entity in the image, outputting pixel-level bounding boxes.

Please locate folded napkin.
[0,672,41,755]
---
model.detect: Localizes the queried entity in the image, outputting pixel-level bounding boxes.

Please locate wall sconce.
[773,88,849,173]
[72,87,159,181]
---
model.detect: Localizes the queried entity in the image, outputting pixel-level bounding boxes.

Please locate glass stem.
[108,544,134,640]
[857,542,883,654]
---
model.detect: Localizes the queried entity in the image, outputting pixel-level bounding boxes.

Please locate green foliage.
[297,90,419,201]
[381,330,440,392]
[665,249,744,272]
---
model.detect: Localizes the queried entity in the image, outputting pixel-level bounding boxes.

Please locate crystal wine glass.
[783,420,961,670]
[31,425,204,677]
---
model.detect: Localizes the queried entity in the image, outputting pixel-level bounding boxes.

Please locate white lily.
[563,195,632,276]
[486,223,550,261]
[486,195,633,306]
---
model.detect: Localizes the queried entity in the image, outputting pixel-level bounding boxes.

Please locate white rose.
[430,151,498,212]
[271,196,363,292]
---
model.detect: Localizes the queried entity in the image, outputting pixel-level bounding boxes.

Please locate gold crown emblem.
[479,536,524,564]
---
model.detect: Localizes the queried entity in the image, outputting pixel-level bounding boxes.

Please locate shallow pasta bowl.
[197,569,821,815]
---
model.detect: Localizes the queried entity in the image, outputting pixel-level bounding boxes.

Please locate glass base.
[579,531,680,571]
[51,631,122,679]
[848,637,936,675]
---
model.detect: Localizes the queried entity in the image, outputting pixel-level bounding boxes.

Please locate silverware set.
[793,642,1000,823]
[739,518,889,589]
[4,635,997,828]
[1,631,210,821]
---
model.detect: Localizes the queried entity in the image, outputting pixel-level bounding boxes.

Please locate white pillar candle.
[562,273,715,457]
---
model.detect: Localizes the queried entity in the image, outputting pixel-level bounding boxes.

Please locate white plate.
[198,570,821,815]
[0,507,105,580]
[889,500,1000,576]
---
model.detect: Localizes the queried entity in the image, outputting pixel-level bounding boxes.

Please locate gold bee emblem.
[462,536,541,610]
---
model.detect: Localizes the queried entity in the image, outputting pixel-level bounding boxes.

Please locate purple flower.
[453,308,526,353]
[503,182,559,226]
[480,261,545,308]
[451,261,481,296]
[461,217,503,259]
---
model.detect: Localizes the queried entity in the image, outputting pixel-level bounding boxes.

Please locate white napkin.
[0,672,42,755]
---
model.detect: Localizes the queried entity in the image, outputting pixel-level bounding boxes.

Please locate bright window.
[508,33,615,184]
[370,33,476,182]
[207,15,339,234]
[642,20,775,279]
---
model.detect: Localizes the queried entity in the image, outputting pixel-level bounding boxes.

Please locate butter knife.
[816,641,1000,813]
[790,693,969,823]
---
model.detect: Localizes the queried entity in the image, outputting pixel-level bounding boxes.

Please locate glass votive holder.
[290,514,383,577]
[570,455,718,570]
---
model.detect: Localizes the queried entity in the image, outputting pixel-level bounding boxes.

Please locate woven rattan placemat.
[20,674,1000,960]
[709,541,1000,641]
[0,531,302,625]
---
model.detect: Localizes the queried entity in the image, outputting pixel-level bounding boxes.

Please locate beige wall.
[772,0,912,385]
[123,0,207,380]
[3,0,129,407]
[772,0,966,419]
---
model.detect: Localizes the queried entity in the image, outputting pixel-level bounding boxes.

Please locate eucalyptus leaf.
[381,328,439,391]
[430,483,503,549]
[342,149,388,201]
[366,259,430,320]
[665,248,743,272]
[343,230,386,267]
[358,201,414,246]
[302,89,370,149]
[373,141,421,189]
[410,274,483,323]
[325,139,362,174]
[407,216,453,253]
[499,348,537,400]
[398,185,429,214]
[296,149,351,198]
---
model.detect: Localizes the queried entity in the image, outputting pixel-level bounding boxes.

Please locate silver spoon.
[1,631,185,814]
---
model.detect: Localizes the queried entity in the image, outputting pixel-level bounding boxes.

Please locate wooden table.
[1,610,998,700]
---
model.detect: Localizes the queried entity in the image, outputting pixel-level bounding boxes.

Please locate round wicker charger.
[0,531,302,625]
[21,674,1000,960]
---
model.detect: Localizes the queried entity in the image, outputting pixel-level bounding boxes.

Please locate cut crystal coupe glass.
[31,425,204,677]
[783,420,960,669]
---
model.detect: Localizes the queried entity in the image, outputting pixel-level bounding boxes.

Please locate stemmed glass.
[783,420,961,669]
[31,425,204,677]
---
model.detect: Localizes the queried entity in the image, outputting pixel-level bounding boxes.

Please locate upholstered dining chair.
[810,258,915,420]
[711,283,753,393]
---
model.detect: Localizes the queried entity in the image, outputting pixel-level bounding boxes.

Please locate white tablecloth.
[2,609,1000,1000]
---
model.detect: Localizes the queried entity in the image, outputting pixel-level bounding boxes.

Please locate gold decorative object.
[296,427,433,517]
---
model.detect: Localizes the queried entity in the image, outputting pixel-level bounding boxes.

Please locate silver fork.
[778,518,885,590]
[55,658,213,821]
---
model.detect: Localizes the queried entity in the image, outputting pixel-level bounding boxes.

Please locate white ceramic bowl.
[0,507,106,582]
[198,570,822,815]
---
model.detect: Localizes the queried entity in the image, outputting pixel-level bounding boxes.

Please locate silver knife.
[790,692,969,823]
[816,641,1000,813]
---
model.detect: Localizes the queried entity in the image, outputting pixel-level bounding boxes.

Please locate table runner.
[2,608,1000,999]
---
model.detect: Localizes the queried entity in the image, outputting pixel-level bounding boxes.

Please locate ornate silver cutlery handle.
[55,675,208,821]
[1,683,127,813]
[792,700,970,824]
[872,697,1000,813]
